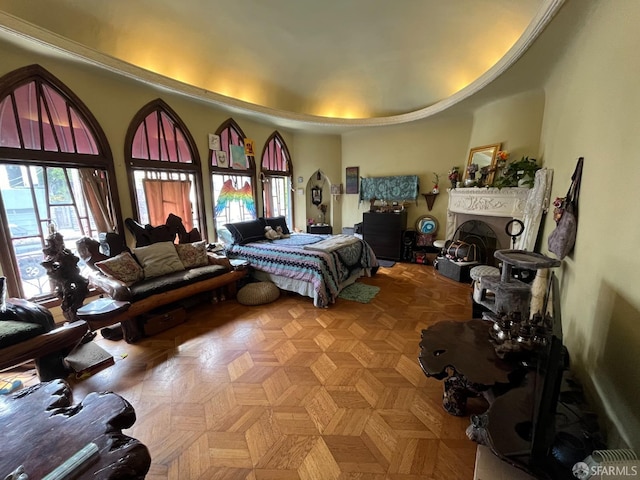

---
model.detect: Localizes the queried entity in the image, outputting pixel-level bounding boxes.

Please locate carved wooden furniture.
[87,257,247,342]
[0,379,150,479]
[41,231,89,323]
[362,210,407,261]
[81,215,248,342]
[418,319,522,416]
[0,290,88,380]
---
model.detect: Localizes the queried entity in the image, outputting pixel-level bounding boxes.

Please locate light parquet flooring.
[65,263,482,479]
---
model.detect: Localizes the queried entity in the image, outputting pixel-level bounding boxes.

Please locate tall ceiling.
[0,0,564,131]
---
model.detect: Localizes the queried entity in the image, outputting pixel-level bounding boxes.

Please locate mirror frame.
[463,143,501,186]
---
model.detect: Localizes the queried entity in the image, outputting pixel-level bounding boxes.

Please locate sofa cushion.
[0,321,45,349]
[262,216,291,235]
[94,251,144,286]
[128,264,229,302]
[134,241,185,279]
[175,241,208,268]
[224,219,266,245]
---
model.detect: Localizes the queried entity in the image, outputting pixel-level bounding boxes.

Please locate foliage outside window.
[0,65,120,300]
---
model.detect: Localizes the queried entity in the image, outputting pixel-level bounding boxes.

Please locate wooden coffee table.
[0,379,150,479]
[419,319,522,416]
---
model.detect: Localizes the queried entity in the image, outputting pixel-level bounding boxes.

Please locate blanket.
[225,233,377,307]
[303,234,359,253]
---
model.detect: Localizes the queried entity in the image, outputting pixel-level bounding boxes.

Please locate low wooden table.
[77,297,134,341]
[418,319,522,416]
[0,379,150,479]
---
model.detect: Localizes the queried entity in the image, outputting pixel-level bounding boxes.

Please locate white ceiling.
[0,0,565,131]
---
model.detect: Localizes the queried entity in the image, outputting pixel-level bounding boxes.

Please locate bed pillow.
[133,241,185,279]
[175,241,209,268]
[94,251,145,286]
[224,219,266,245]
[262,216,291,235]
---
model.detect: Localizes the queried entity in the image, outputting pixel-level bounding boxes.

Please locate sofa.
[81,219,247,343]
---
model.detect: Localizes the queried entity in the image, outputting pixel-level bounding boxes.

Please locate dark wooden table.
[0,379,150,479]
[418,319,522,415]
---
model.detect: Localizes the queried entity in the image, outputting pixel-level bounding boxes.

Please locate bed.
[222,218,378,308]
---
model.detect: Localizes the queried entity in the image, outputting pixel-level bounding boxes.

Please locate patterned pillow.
[94,251,144,286]
[175,241,208,269]
[133,241,185,279]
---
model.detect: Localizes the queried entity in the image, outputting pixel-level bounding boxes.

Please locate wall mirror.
[463,143,501,186]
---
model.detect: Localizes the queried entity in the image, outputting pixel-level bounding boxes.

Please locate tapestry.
[359,175,420,203]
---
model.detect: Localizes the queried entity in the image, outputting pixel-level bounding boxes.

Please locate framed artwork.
[346,167,359,194]
[215,150,228,168]
[244,138,255,156]
[311,185,322,205]
[208,133,221,151]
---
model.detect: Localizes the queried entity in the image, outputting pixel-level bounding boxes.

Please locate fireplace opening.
[450,220,498,266]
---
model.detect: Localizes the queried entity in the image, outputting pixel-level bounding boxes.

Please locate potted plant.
[493,156,540,188]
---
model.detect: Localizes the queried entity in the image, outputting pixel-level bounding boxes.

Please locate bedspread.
[225,233,378,307]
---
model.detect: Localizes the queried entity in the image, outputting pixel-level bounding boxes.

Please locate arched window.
[0,65,121,300]
[260,131,293,227]
[210,118,257,237]
[124,99,204,236]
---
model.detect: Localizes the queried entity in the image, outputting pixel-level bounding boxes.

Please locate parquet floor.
[18,263,484,479]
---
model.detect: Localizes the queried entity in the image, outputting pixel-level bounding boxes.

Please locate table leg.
[443,376,470,416]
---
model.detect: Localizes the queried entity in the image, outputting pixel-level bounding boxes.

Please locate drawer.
[141,306,187,336]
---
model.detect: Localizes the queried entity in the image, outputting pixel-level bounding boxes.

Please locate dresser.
[362,211,407,260]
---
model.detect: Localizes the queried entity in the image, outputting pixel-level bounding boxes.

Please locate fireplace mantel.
[446,170,553,252]
[448,187,530,219]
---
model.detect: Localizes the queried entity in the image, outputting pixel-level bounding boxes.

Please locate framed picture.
[330,183,343,195]
[244,138,255,156]
[215,150,228,168]
[346,167,359,194]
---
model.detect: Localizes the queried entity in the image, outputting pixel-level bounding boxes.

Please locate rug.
[338,282,380,303]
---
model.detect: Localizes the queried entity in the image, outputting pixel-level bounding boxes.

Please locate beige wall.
[469,89,545,165]
[536,0,640,451]
[340,115,473,235]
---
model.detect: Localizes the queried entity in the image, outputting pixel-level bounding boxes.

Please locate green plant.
[493,156,540,188]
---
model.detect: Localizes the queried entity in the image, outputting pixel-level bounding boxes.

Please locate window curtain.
[79,168,115,233]
[142,179,193,231]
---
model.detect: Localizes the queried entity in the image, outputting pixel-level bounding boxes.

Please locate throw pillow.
[175,241,208,269]
[134,241,185,279]
[95,251,145,285]
[224,219,266,245]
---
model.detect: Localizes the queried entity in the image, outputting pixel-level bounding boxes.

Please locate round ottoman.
[237,281,280,306]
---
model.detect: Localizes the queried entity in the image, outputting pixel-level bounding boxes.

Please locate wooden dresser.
[362,211,407,260]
